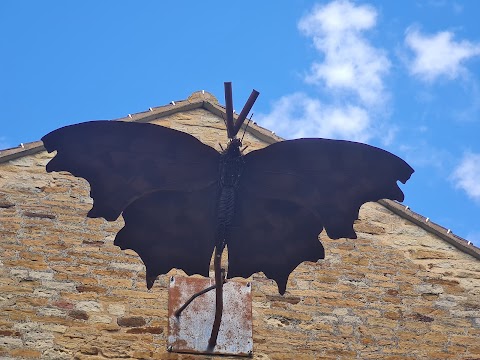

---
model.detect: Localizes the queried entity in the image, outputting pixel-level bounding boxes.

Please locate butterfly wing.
[42,121,220,220]
[115,186,218,289]
[228,195,324,295]
[227,138,413,293]
[42,121,221,287]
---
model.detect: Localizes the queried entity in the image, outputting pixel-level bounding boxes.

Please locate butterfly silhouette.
[41,85,414,297]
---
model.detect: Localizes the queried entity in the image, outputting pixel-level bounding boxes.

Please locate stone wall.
[0,108,479,359]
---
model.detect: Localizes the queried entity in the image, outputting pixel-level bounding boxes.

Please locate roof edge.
[378,199,480,260]
[0,91,283,164]
[203,101,283,145]
[0,141,45,164]
[0,94,207,164]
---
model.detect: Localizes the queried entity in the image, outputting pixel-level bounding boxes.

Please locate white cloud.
[258,1,392,142]
[298,0,390,106]
[452,152,480,201]
[405,28,480,82]
[259,93,371,142]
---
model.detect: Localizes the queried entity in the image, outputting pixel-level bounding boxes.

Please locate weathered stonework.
[0,98,479,359]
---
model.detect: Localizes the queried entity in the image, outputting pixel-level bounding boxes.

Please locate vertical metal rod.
[233,90,260,136]
[208,247,224,350]
[224,82,235,139]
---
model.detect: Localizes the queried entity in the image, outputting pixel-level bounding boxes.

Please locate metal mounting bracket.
[167,276,253,356]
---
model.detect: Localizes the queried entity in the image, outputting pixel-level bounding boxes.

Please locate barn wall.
[0,108,479,360]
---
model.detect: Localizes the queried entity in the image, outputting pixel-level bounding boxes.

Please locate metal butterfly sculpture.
[42,83,413,348]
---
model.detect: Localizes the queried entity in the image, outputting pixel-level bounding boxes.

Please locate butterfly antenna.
[240,113,254,143]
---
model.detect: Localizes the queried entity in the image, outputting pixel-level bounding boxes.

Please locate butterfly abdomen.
[216,141,244,250]
[215,186,235,250]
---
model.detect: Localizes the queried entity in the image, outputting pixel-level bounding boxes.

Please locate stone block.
[117,316,146,327]
[68,310,88,320]
[0,337,23,347]
[76,301,102,312]
[8,348,42,358]
[88,314,112,324]
[41,280,76,291]
[107,304,125,316]
[110,262,144,272]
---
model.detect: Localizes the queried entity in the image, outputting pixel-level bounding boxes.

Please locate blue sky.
[1,1,479,247]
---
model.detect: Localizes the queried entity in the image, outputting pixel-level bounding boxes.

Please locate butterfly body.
[216,138,244,250]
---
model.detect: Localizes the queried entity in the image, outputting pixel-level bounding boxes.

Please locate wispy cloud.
[298,0,390,106]
[258,0,391,142]
[452,152,480,202]
[405,28,480,82]
[259,93,371,142]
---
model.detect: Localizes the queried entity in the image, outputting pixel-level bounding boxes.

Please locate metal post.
[208,246,224,350]
[233,90,259,136]
[224,82,235,138]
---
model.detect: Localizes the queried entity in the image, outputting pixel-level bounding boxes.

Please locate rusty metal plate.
[167,276,253,356]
